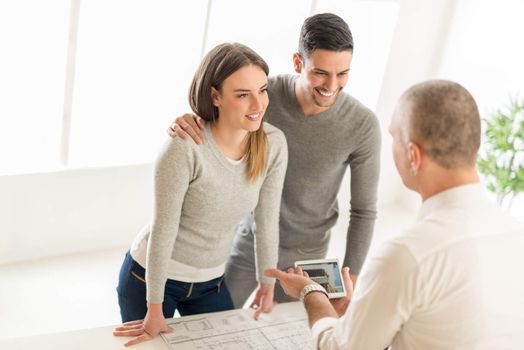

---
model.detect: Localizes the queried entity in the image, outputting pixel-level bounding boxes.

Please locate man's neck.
[419,166,480,201]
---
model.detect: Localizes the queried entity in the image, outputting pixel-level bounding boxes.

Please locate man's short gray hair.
[402,80,481,169]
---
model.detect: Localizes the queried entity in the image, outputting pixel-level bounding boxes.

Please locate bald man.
[267,80,524,349]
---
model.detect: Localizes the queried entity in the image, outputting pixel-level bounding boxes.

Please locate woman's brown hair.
[189,43,269,182]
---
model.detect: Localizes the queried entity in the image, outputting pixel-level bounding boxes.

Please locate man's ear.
[211,87,220,107]
[292,53,303,73]
[407,141,422,175]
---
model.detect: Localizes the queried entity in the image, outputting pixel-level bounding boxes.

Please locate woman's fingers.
[124,333,154,347]
[113,328,145,337]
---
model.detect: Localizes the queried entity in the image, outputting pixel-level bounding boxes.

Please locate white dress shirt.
[312,184,524,349]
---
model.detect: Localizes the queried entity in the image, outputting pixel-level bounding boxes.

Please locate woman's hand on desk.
[113,303,173,347]
[250,282,276,320]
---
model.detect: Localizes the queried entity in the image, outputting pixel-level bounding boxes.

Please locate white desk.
[0,325,167,350]
[0,302,310,350]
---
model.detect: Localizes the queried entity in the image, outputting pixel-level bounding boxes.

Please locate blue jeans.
[116,252,234,322]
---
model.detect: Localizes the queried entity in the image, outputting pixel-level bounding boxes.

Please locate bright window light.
[204,0,312,76]
[69,0,208,168]
[0,0,70,175]
[0,0,399,174]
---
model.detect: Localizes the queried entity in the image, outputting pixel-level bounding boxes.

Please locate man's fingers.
[167,126,177,138]
[181,122,203,144]
[181,115,204,143]
[169,114,205,142]
[124,333,153,347]
[264,268,286,280]
[174,119,203,144]
[196,116,205,129]
[177,128,190,140]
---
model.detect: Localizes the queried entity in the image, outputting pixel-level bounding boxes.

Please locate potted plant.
[478,97,524,211]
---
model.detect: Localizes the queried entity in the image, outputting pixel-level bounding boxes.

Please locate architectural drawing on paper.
[161,302,312,350]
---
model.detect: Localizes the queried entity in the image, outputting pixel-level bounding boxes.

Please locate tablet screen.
[295,259,345,297]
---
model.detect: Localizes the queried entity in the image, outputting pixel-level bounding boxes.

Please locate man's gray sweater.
[265,75,381,274]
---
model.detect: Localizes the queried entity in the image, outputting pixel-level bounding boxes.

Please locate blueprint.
[161,302,312,349]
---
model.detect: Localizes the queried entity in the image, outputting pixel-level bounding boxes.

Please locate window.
[0,0,70,175]
[204,0,312,76]
[1,0,399,174]
[69,0,208,167]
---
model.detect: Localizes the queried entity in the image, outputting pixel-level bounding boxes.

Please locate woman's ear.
[211,87,220,107]
[292,53,303,73]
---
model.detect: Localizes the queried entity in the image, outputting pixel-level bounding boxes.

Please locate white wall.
[0,164,152,265]
[374,0,459,210]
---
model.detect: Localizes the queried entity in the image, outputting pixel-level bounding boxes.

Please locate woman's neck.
[210,121,248,160]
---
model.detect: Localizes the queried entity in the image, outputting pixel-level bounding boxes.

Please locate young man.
[267,80,524,349]
[170,13,381,312]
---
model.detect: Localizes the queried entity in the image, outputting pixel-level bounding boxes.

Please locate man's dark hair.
[298,13,354,58]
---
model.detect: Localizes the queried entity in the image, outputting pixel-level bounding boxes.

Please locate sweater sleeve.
[253,128,288,284]
[146,138,193,303]
[344,111,381,274]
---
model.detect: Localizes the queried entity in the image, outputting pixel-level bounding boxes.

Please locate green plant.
[478,97,524,210]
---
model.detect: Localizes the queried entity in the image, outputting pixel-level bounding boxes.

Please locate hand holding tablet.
[294,259,347,299]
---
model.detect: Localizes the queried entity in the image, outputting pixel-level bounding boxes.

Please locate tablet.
[294,258,346,299]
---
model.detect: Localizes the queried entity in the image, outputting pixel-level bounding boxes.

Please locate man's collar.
[417,182,484,221]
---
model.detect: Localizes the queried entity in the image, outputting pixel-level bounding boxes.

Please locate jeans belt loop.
[186,282,195,298]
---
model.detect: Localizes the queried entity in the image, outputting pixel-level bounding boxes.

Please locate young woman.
[114,43,288,346]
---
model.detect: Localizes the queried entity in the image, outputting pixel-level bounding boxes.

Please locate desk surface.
[0,324,167,350]
[0,302,309,350]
